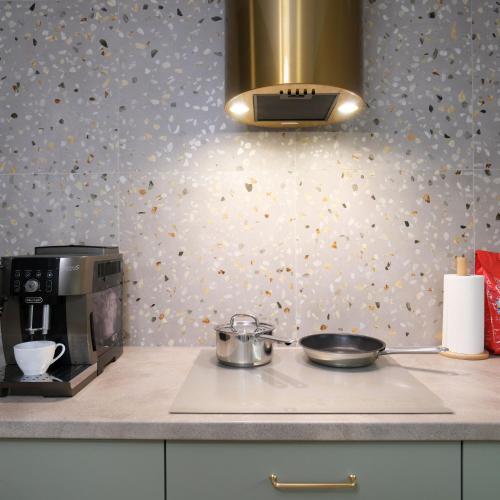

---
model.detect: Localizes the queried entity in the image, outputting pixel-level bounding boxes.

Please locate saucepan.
[214,314,293,368]
[299,333,447,368]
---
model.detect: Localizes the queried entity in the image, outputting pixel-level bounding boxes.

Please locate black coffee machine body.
[0,245,123,396]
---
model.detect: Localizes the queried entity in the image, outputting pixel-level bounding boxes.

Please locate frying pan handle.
[383,346,448,355]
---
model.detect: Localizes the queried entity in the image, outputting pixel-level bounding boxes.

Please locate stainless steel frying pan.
[299,333,447,368]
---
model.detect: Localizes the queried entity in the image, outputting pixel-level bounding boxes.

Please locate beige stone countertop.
[0,346,499,441]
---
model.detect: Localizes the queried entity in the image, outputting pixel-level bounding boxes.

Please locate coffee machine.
[0,245,123,396]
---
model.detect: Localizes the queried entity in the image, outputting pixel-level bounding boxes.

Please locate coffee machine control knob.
[24,279,40,293]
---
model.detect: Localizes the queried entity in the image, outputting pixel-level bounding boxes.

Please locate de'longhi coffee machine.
[0,245,123,396]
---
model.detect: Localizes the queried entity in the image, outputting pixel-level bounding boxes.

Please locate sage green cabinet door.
[463,442,500,500]
[0,440,164,500]
[166,442,460,500]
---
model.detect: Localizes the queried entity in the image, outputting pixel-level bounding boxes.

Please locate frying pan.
[299,333,447,368]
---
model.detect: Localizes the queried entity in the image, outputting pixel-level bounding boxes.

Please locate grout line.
[472,168,476,259]
[292,129,299,341]
[460,441,464,500]
[116,0,121,250]
[164,441,167,500]
[470,0,477,262]
[0,163,488,180]
[0,172,115,177]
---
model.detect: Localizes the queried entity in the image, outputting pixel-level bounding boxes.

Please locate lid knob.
[230,314,259,333]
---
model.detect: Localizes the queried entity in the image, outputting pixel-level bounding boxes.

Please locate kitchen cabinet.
[166,441,461,500]
[0,440,164,500]
[463,442,500,500]
[3,439,493,499]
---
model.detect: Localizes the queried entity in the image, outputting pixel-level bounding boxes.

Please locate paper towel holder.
[440,255,490,360]
[456,256,468,276]
[440,350,489,360]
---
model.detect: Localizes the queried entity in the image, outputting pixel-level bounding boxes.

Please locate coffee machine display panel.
[10,257,60,299]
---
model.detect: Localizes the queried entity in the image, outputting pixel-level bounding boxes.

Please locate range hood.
[224,0,365,128]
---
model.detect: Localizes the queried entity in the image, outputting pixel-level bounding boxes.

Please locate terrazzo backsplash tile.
[472,0,500,169]
[294,164,473,342]
[353,1,473,157]
[119,167,296,345]
[0,0,498,349]
[118,0,228,132]
[0,173,118,254]
[0,0,120,174]
[475,169,500,251]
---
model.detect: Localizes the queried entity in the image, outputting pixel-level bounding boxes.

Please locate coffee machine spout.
[24,304,50,336]
[26,304,36,336]
[42,304,50,336]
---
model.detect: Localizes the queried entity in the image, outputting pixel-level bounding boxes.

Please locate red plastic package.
[475,250,500,354]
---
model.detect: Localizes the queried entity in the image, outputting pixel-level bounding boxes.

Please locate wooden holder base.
[440,350,490,360]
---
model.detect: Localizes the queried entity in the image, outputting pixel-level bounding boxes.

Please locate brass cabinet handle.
[269,473,357,490]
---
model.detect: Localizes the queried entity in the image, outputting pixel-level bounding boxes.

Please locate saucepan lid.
[214,314,275,337]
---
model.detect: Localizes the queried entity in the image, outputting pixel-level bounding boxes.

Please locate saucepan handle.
[258,334,294,346]
[383,346,448,355]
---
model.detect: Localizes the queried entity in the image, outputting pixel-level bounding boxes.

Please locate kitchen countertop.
[0,346,499,441]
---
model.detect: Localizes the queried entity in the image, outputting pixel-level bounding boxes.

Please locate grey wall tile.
[0,0,119,174]
[472,0,500,169]
[294,164,473,346]
[119,166,296,345]
[344,0,473,171]
[119,0,227,132]
[475,169,500,251]
[0,172,119,255]
[118,0,240,171]
[120,129,294,174]
[199,131,294,173]
[296,131,454,172]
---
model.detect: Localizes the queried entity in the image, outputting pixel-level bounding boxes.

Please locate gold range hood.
[225,0,365,128]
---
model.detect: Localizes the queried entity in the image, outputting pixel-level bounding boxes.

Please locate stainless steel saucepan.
[214,314,293,368]
[300,333,447,368]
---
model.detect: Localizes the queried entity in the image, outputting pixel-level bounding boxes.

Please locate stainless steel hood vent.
[254,92,338,122]
[225,0,365,128]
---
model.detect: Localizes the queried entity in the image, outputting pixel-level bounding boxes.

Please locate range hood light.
[229,102,250,116]
[338,102,360,115]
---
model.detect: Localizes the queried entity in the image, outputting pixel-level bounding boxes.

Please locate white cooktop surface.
[170,349,451,414]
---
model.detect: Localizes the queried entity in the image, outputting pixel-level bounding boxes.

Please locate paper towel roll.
[442,274,485,355]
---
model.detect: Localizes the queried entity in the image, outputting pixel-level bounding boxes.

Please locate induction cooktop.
[170,349,451,414]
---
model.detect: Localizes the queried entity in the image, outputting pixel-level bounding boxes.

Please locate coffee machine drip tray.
[0,364,97,397]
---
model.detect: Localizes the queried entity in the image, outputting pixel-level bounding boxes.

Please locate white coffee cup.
[14,341,66,376]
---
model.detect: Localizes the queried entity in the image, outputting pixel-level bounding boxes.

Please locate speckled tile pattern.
[295,165,473,341]
[0,0,119,174]
[118,0,233,171]
[475,169,500,251]
[0,1,498,349]
[472,0,500,169]
[344,0,473,172]
[119,167,296,345]
[0,173,119,253]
